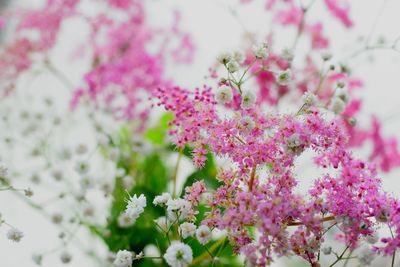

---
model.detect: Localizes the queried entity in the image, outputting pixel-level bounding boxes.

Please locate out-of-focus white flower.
[125,194,146,220]
[302,91,317,107]
[153,193,172,207]
[75,161,90,175]
[321,246,332,255]
[7,228,24,242]
[0,163,8,178]
[154,216,169,232]
[118,212,136,228]
[179,222,196,239]
[32,253,42,265]
[357,246,375,265]
[329,97,345,114]
[275,69,291,86]
[163,242,193,267]
[60,251,72,264]
[241,91,256,110]
[196,225,212,245]
[114,250,133,267]
[216,86,233,105]
[218,53,232,65]
[253,42,268,59]
[281,48,294,62]
[226,60,239,73]
[365,232,379,244]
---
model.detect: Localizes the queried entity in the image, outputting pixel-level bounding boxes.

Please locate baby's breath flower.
[179,222,196,239]
[329,97,345,114]
[226,60,239,73]
[118,212,135,228]
[357,246,375,265]
[241,91,256,110]
[154,216,168,232]
[125,194,146,220]
[153,192,171,207]
[275,69,292,86]
[253,42,268,59]
[196,225,212,245]
[302,91,317,107]
[217,53,232,65]
[321,246,332,255]
[7,228,24,242]
[32,253,42,265]
[365,232,379,244]
[60,251,72,264]
[281,48,294,62]
[216,86,233,105]
[163,242,193,267]
[114,250,133,267]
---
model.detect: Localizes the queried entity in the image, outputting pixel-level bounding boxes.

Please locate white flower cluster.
[166,198,192,221]
[124,194,146,223]
[252,42,269,59]
[114,250,133,267]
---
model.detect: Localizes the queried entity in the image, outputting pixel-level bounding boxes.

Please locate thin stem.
[172,148,183,198]
[189,238,226,266]
[328,246,349,267]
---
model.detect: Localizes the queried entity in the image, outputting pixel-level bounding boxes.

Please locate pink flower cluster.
[158,84,400,266]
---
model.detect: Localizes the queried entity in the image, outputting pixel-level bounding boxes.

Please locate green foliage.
[88,115,241,266]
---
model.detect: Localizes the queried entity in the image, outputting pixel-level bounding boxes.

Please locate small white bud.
[329,97,345,114]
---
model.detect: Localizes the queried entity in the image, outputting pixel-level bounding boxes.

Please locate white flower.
[75,161,89,175]
[321,246,332,255]
[163,242,193,267]
[217,53,232,65]
[118,212,136,228]
[226,60,239,73]
[241,91,256,109]
[281,48,294,62]
[60,251,72,264]
[275,69,291,86]
[179,222,196,239]
[153,192,172,207]
[357,246,375,265]
[32,253,42,265]
[196,225,212,245]
[232,51,244,64]
[0,163,7,178]
[288,133,302,148]
[329,97,345,114]
[240,116,255,131]
[167,198,192,221]
[125,194,146,220]
[154,216,169,232]
[365,232,379,244]
[302,91,317,107]
[253,42,268,59]
[114,250,133,267]
[7,228,23,242]
[216,86,233,105]
[335,87,349,103]
[321,51,332,61]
